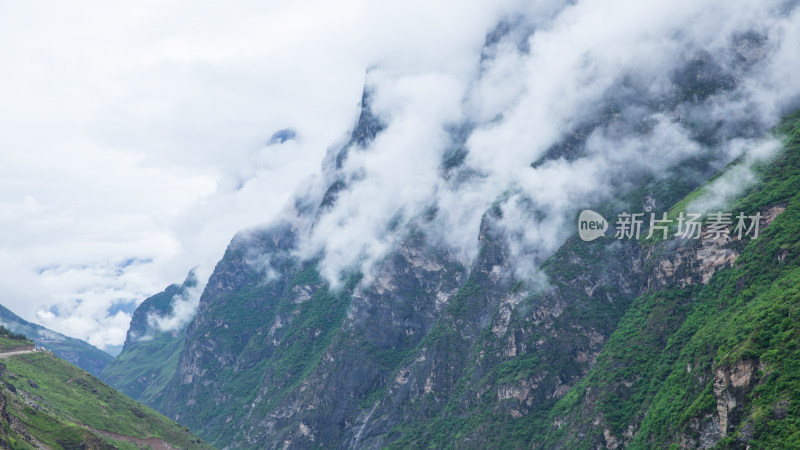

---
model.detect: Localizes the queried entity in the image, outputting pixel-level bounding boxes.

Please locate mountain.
[102,10,800,449]
[0,304,113,377]
[105,103,800,449]
[542,113,800,448]
[0,326,209,449]
[100,271,197,405]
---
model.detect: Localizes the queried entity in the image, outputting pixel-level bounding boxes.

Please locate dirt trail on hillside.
[0,348,180,449]
[0,347,36,359]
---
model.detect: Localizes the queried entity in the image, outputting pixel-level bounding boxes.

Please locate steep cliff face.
[346,216,646,449]
[146,202,650,448]
[103,20,800,449]
[544,112,800,449]
[101,271,198,403]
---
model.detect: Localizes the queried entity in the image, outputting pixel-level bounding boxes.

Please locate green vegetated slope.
[104,104,793,448]
[101,331,184,406]
[96,69,800,446]
[544,110,800,448]
[377,156,715,450]
[100,272,196,404]
[157,245,366,446]
[0,327,210,449]
[0,303,113,377]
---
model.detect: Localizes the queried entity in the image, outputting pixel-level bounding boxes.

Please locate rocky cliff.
[100,271,198,404]
[102,15,800,449]
[104,107,800,450]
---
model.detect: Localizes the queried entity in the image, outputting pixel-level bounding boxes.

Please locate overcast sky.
[2,0,799,354]
[0,0,516,353]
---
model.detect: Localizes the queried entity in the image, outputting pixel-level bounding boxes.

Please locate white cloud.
[688,138,783,213]
[0,0,516,351]
[147,278,205,335]
[298,0,800,285]
[2,0,800,351]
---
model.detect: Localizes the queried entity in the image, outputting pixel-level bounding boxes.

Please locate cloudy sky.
[2,0,799,353]
[298,0,800,287]
[0,0,517,352]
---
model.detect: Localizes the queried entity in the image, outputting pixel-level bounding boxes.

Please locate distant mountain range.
[0,303,112,376]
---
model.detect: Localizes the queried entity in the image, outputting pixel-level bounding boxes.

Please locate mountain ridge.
[100,271,198,405]
[100,15,800,448]
[0,326,209,449]
[0,303,113,377]
[104,104,800,449]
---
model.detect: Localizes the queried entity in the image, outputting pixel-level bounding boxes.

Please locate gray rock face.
[679,359,763,449]
[345,220,645,449]
[134,197,654,448]
[100,271,198,402]
[113,98,731,448]
[103,31,796,445]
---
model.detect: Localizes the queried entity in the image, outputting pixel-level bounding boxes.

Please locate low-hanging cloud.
[146,278,205,335]
[687,138,784,214]
[0,0,519,351]
[294,0,800,286]
[4,0,800,350]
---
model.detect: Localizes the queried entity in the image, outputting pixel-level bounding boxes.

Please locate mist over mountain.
[94,1,800,448]
[280,0,800,288]
[4,0,800,448]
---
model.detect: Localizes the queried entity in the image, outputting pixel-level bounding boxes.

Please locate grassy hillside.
[100,273,197,404]
[0,328,210,449]
[95,95,800,448]
[544,110,800,448]
[0,303,113,376]
[100,330,184,405]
